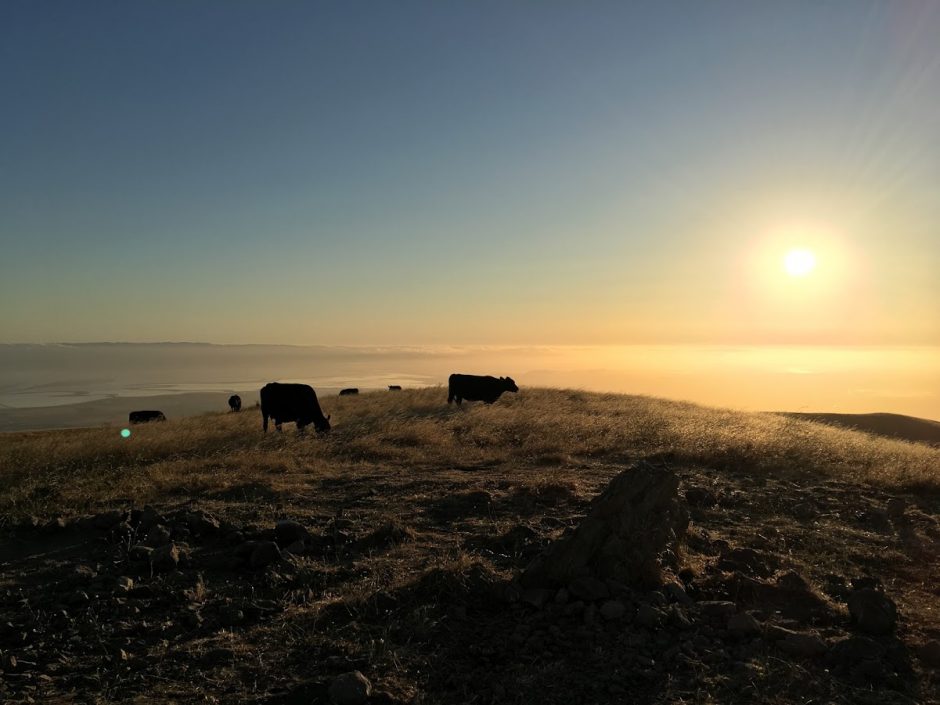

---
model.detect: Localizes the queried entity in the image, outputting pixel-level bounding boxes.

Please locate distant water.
[1,343,938,421]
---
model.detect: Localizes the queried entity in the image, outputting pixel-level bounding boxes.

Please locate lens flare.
[121,428,131,438]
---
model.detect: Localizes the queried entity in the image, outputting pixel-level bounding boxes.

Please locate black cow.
[447,374,518,405]
[260,382,331,433]
[339,388,359,396]
[129,410,166,424]
[228,394,242,412]
[388,385,402,391]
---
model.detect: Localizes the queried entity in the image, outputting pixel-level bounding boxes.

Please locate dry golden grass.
[2,388,939,704]
[1,387,937,521]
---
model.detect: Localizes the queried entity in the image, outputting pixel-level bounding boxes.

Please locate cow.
[129,410,166,424]
[447,374,518,405]
[260,382,331,433]
[388,385,402,391]
[339,388,359,396]
[228,394,242,412]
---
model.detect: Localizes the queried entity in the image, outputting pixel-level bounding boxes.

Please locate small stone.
[275,519,309,546]
[151,544,180,573]
[115,576,134,592]
[129,545,154,562]
[699,601,737,621]
[600,600,626,621]
[282,540,306,556]
[663,582,693,605]
[92,510,124,530]
[727,613,761,639]
[847,589,897,635]
[249,541,281,569]
[635,604,660,628]
[145,525,172,547]
[685,486,718,507]
[138,506,164,531]
[668,605,693,629]
[329,670,372,705]
[187,510,221,536]
[569,576,610,602]
[73,564,97,581]
[777,632,828,658]
[885,498,907,518]
[775,570,810,592]
[522,588,553,609]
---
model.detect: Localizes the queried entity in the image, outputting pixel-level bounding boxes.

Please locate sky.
[2,1,938,346]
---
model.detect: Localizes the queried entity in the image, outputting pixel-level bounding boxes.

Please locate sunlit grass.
[1,387,937,521]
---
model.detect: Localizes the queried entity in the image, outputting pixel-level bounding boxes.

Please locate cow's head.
[502,377,519,393]
[314,414,332,433]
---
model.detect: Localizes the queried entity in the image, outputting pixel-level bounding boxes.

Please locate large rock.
[847,589,897,635]
[329,671,372,705]
[520,462,688,590]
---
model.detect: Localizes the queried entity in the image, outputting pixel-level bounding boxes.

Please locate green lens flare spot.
[121,429,131,438]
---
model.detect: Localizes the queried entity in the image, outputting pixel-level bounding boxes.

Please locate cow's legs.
[263,413,269,432]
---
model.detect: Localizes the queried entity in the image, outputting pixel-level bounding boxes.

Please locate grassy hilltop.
[1,388,939,704]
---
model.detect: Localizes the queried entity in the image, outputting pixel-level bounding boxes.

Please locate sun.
[783,248,817,277]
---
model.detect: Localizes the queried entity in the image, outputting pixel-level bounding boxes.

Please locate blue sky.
[2,1,938,344]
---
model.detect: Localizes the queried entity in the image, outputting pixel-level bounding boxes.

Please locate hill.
[1,388,938,704]
[781,412,940,447]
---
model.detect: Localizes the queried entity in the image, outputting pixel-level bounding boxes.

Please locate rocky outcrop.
[520,462,688,590]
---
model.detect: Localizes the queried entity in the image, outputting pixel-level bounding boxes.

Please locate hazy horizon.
[2,343,938,426]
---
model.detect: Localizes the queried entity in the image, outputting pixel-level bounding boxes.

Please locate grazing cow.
[228,394,242,412]
[129,410,166,424]
[388,385,402,391]
[260,382,331,433]
[447,374,518,405]
[339,388,359,396]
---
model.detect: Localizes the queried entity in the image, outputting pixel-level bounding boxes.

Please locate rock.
[829,636,885,668]
[635,604,660,628]
[129,545,154,562]
[847,589,897,635]
[275,520,310,546]
[583,603,597,626]
[282,540,306,556]
[727,613,761,639]
[777,631,828,658]
[522,588,553,609]
[520,462,688,590]
[92,510,125,530]
[569,576,610,602]
[554,588,569,605]
[775,570,810,592]
[885,498,907,518]
[44,516,68,531]
[187,510,221,536]
[138,506,164,531]
[918,640,940,668]
[73,564,97,581]
[329,670,372,705]
[145,525,172,547]
[115,576,134,592]
[249,541,281,569]
[600,600,626,621]
[151,544,180,573]
[699,601,737,622]
[684,486,718,508]
[663,582,693,605]
[668,605,693,629]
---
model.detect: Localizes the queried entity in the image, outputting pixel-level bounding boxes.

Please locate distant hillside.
[781,412,940,447]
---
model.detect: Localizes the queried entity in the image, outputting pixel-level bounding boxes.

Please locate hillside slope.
[1,388,938,704]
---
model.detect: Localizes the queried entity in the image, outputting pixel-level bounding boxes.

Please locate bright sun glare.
[783,248,817,277]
